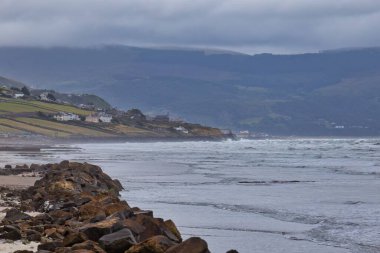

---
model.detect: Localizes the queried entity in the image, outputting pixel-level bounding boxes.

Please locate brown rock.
[125,235,177,253]
[72,250,96,253]
[166,237,210,253]
[98,228,136,253]
[0,225,22,240]
[79,202,106,221]
[63,231,88,247]
[44,227,64,240]
[164,220,182,242]
[123,219,145,235]
[54,248,73,253]
[38,241,64,251]
[152,219,181,243]
[26,229,42,241]
[4,208,31,221]
[71,240,107,253]
[133,215,162,242]
[44,227,57,237]
[49,209,73,219]
[103,202,130,217]
[79,217,124,241]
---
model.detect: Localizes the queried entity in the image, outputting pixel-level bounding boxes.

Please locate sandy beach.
[0,175,38,188]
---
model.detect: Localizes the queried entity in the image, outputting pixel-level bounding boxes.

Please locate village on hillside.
[0,84,226,140]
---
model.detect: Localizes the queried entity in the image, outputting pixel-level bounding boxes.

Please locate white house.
[221,129,232,135]
[99,113,112,123]
[85,114,100,123]
[85,113,113,123]
[54,112,80,121]
[13,93,24,99]
[39,92,50,101]
[174,126,189,134]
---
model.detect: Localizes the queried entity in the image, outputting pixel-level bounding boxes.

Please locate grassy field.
[28,101,92,115]
[109,124,157,137]
[0,124,25,133]
[0,98,106,138]
[0,98,91,115]
[0,118,70,137]
[0,98,141,138]
[16,117,114,137]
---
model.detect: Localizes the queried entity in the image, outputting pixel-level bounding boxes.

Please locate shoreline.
[0,161,218,253]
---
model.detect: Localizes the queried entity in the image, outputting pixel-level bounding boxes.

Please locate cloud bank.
[1,0,380,53]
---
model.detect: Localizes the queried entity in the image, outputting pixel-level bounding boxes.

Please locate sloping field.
[108,124,157,137]
[0,98,91,115]
[0,101,53,113]
[0,118,69,137]
[16,118,114,137]
[0,124,25,133]
[28,101,91,115]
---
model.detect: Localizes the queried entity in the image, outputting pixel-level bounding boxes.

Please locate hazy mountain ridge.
[0,46,379,135]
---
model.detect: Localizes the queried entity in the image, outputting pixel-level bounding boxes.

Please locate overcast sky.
[1,0,380,54]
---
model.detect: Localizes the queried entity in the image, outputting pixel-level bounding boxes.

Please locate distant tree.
[111,118,120,124]
[47,93,56,101]
[21,86,31,96]
[37,111,46,118]
[10,87,20,91]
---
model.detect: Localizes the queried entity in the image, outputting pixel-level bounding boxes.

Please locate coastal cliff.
[0,161,237,253]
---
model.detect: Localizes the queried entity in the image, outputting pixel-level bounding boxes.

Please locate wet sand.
[0,175,39,188]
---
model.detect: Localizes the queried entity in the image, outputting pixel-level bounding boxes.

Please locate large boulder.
[62,231,88,247]
[37,241,64,251]
[0,225,22,240]
[131,214,181,243]
[71,240,107,253]
[166,237,210,253]
[125,235,177,253]
[26,228,42,241]
[79,217,124,241]
[164,220,182,242]
[98,228,136,253]
[78,202,106,221]
[4,208,31,221]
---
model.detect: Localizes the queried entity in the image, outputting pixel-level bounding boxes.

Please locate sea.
[1,138,379,253]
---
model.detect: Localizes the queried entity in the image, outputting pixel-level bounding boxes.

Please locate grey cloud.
[0,0,380,53]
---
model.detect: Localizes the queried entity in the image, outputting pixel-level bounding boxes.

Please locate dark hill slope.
[0,46,380,135]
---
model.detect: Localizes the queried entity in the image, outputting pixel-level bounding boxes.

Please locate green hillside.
[0,95,224,140]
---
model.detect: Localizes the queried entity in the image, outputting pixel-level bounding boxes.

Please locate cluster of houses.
[53,112,113,123]
[54,113,81,121]
[85,113,113,123]
[0,86,25,99]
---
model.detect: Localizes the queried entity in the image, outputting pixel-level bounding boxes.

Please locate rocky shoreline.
[0,161,238,253]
